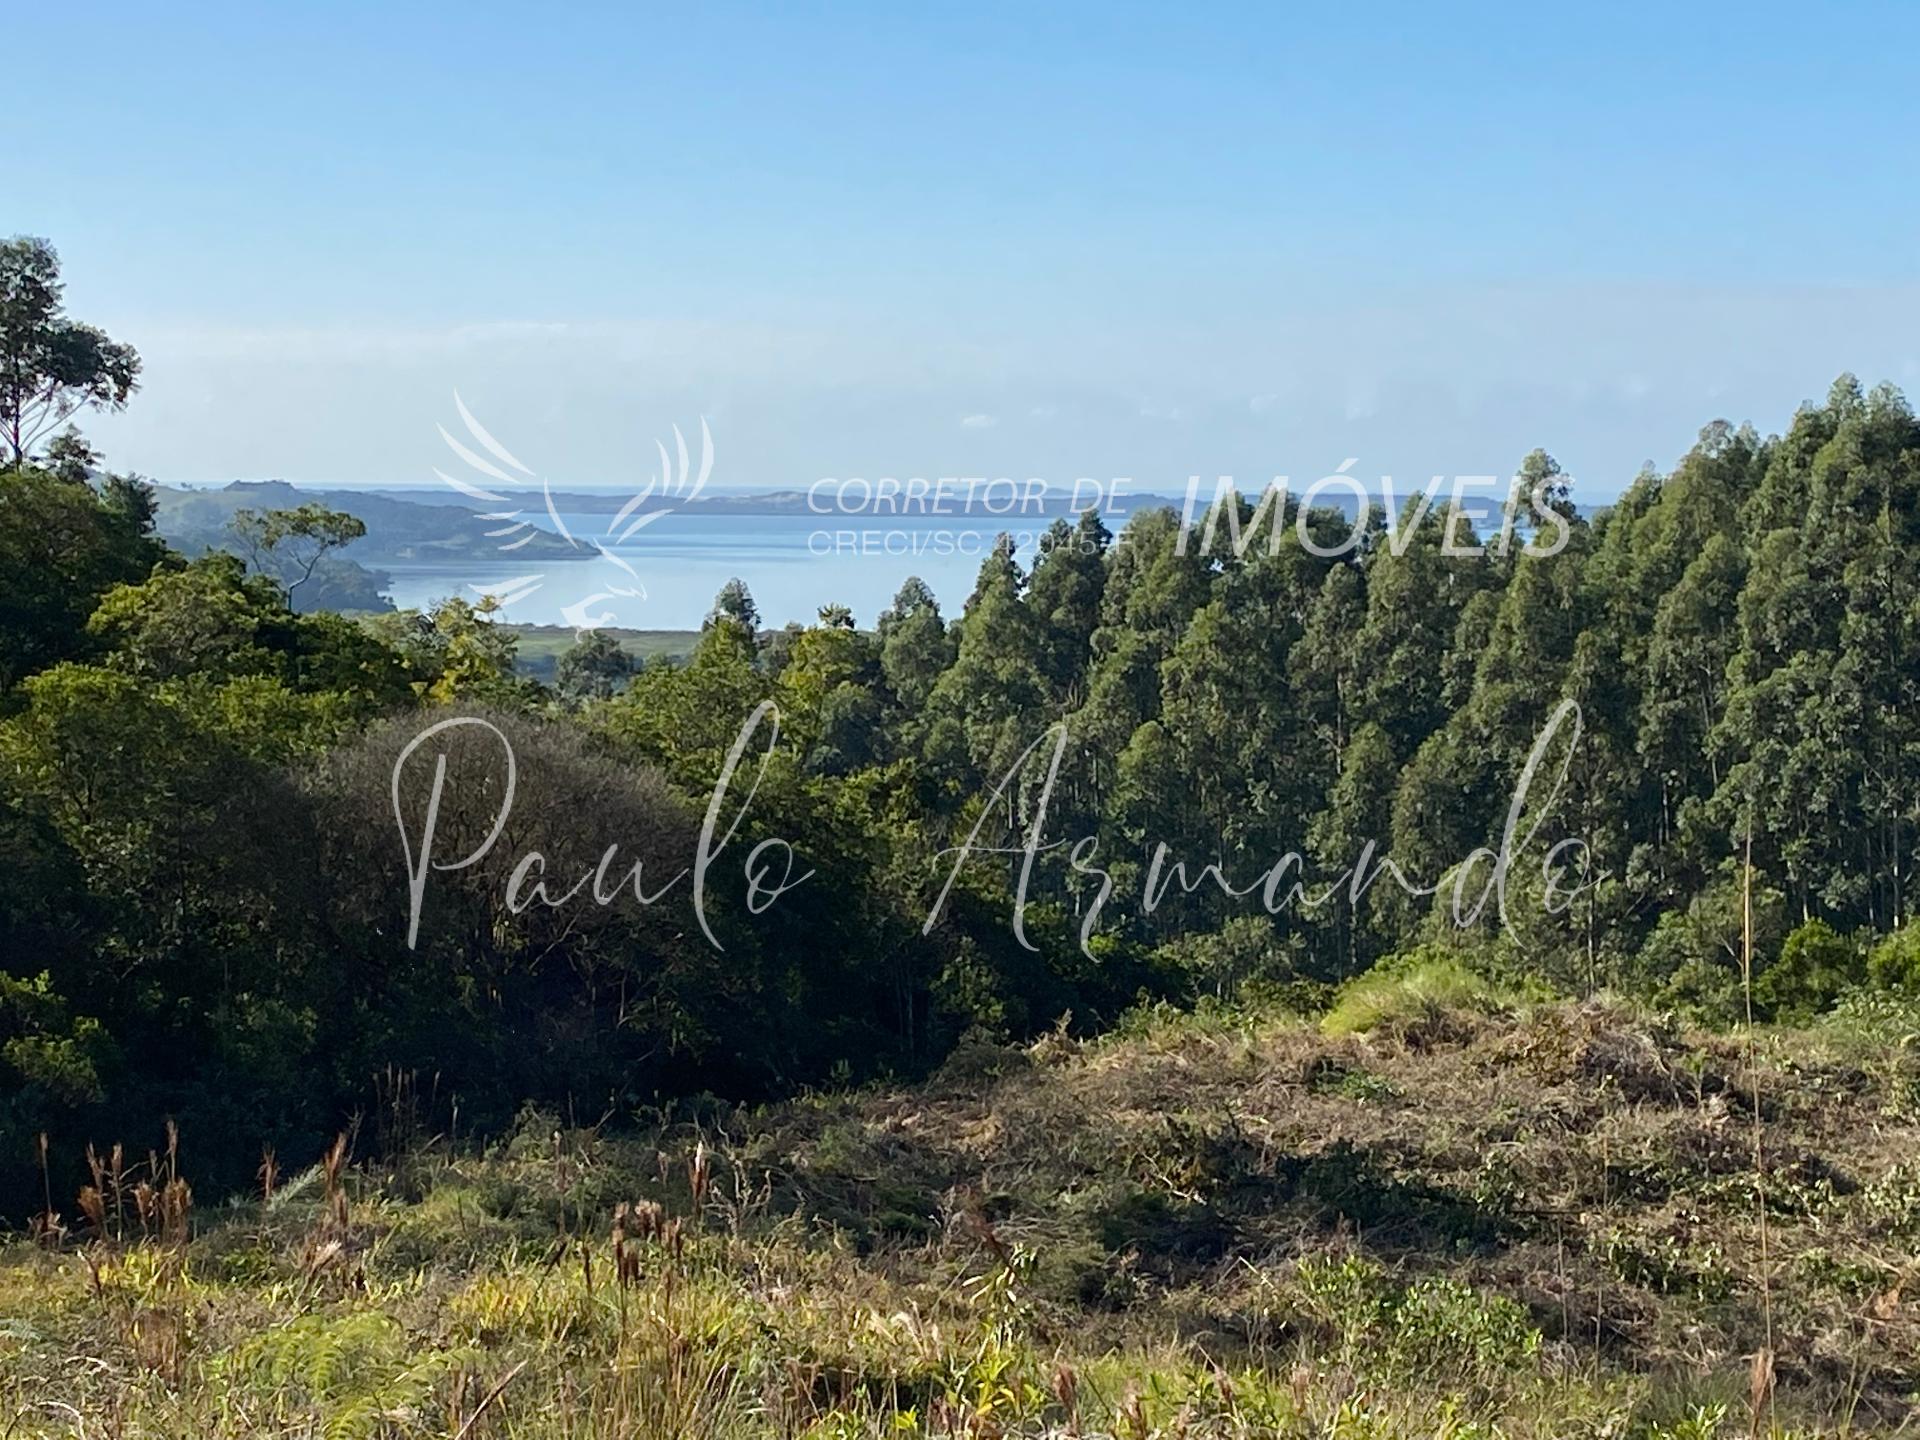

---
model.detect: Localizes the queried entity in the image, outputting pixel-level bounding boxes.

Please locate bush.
[1868,926,1920,995]
[1656,957,1744,1028]
[1150,916,1308,1002]
[1290,1254,1540,1389]
[1756,919,1864,1023]
[1322,951,1517,1038]
[1817,988,1920,1058]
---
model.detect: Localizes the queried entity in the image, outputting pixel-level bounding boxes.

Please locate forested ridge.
[4,217,1920,1232]
[12,234,1920,1435]
[6,362,1920,1215]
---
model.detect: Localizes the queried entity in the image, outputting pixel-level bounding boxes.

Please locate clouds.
[81,281,1920,497]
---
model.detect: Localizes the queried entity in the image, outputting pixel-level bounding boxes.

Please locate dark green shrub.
[1756,919,1864,1022]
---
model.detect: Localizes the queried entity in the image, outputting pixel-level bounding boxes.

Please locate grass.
[502,625,696,683]
[1320,956,1520,1038]
[2,995,1917,1437]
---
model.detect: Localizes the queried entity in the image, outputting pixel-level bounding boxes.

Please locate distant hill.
[154,480,583,562]
[151,480,587,613]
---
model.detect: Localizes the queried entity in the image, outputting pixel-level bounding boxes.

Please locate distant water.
[379,489,1533,630]
[380,509,1078,629]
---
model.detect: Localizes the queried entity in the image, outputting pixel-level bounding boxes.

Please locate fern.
[219,1311,476,1439]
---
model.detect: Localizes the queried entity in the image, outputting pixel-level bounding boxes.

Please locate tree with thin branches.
[0,237,140,465]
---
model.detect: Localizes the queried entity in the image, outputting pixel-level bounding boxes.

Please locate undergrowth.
[1,993,1915,1438]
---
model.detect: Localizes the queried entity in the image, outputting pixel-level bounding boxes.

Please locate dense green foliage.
[7,371,1920,1219]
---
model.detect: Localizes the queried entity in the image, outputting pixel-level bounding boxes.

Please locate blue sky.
[16,1,1920,497]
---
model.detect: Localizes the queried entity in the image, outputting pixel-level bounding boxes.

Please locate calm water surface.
[380,510,1086,629]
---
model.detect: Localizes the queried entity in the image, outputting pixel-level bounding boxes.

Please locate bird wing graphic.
[436,392,712,628]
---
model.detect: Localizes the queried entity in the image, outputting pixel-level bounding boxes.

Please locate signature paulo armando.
[393,700,1603,960]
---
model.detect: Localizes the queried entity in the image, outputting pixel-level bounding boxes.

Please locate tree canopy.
[7,342,1920,1216]
[0,238,140,465]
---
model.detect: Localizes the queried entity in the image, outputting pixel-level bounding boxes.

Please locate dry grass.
[1,997,1915,1437]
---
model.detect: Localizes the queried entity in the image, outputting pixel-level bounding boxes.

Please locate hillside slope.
[2,996,1916,1437]
[153,480,583,563]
